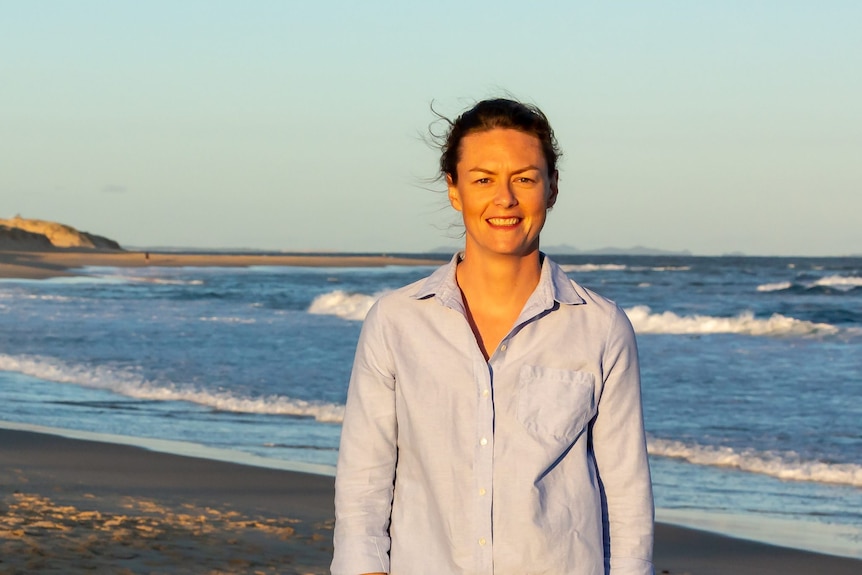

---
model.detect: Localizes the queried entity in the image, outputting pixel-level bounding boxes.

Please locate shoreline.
[2,423,861,574]
[5,249,860,281]
[0,249,445,280]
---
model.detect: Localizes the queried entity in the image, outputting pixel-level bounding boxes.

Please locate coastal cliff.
[0,216,122,250]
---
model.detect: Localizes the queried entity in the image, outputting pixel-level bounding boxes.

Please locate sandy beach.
[0,427,335,574]
[0,428,859,574]
[0,250,444,280]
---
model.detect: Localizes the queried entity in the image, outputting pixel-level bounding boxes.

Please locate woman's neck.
[456,246,543,306]
[455,247,543,359]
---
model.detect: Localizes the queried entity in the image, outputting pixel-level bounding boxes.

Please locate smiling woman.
[447,129,558,270]
[331,99,654,575]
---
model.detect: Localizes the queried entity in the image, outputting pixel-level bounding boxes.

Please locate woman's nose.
[493,182,518,207]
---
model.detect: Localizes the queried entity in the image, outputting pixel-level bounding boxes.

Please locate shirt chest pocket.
[516,365,596,444]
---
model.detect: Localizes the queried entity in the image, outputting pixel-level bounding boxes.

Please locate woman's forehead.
[458,129,547,169]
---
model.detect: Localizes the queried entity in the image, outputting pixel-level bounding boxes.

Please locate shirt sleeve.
[592,305,655,575]
[331,300,398,575]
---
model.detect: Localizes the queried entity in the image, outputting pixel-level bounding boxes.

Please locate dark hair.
[437,98,561,184]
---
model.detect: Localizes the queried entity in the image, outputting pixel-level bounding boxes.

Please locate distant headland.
[0,216,122,251]
[0,217,441,280]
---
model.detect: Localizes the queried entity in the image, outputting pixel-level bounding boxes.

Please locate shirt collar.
[411,252,586,310]
[411,252,463,309]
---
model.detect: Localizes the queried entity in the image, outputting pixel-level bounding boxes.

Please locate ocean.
[1,254,860,558]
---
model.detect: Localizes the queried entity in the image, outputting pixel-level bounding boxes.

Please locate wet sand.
[2,428,861,574]
[0,427,334,574]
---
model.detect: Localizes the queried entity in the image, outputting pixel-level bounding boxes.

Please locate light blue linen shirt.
[331,254,654,575]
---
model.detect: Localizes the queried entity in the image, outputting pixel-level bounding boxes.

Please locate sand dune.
[0,216,121,250]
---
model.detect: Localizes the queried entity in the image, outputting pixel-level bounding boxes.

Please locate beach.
[2,249,861,573]
[1,427,860,575]
[0,427,334,575]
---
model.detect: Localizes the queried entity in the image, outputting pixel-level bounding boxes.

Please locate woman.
[331,99,654,575]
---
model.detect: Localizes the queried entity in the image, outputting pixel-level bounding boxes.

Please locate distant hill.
[431,244,693,256]
[0,216,122,251]
[544,244,693,256]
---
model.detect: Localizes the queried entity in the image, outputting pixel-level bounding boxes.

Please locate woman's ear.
[447,174,463,212]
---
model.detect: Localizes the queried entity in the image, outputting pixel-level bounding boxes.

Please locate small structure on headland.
[0,215,122,251]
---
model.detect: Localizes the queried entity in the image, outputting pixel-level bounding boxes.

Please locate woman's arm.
[592,306,654,575]
[331,302,398,575]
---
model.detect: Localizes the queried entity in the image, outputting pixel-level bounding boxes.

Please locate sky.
[2,1,860,256]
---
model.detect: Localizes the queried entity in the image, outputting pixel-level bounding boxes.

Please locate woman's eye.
[475,177,491,185]
[516,177,535,184]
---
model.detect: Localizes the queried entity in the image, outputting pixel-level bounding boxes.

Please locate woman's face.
[447,128,558,260]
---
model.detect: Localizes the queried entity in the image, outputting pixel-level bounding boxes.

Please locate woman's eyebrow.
[467,166,542,174]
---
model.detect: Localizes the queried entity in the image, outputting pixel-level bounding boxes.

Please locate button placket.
[474,356,494,570]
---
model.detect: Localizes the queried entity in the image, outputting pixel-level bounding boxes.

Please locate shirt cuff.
[331,535,391,575]
[608,556,654,575]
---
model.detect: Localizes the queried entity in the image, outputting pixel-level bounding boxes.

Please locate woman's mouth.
[487,217,521,227]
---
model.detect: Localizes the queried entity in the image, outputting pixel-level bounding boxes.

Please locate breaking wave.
[304,291,845,337]
[756,282,793,292]
[198,316,257,324]
[756,275,862,293]
[128,277,205,286]
[561,264,627,272]
[648,437,862,488]
[647,266,691,272]
[814,275,862,289]
[308,290,387,321]
[560,264,690,273]
[0,354,344,423]
[624,306,840,337]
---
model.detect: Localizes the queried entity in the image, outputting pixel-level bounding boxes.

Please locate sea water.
[1,254,860,557]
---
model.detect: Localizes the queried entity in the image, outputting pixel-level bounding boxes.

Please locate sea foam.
[756,282,793,292]
[0,354,344,423]
[648,437,862,488]
[305,290,843,336]
[813,275,862,290]
[308,290,387,321]
[624,306,839,337]
[756,275,862,293]
[560,264,691,273]
[561,264,627,272]
[4,353,862,488]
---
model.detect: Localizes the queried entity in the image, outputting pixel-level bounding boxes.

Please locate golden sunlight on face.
[447,128,559,260]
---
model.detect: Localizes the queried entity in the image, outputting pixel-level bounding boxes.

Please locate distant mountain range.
[431,244,693,256]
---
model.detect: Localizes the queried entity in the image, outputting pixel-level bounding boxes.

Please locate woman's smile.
[486,216,521,227]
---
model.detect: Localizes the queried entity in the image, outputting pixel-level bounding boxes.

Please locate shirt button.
[479,487,486,496]
[479,537,486,546]
[500,344,507,352]
[479,437,488,446]
[482,388,490,397]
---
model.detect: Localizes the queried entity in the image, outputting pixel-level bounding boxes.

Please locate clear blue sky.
[3,1,860,255]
